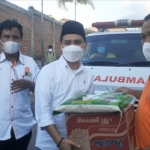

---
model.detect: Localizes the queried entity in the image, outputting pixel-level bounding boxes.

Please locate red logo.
[25,67,30,72]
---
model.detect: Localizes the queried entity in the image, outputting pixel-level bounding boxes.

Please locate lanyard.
[9,61,19,80]
[12,66,19,80]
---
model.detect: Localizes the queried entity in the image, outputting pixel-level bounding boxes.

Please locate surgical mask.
[97,47,105,54]
[0,40,20,54]
[143,42,150,61]
[62,45,84,62]
[49,49,52,52]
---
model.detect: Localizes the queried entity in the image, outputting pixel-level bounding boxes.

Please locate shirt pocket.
[23,76,33,82]
[14,91,30,112]
[76,78,89,94]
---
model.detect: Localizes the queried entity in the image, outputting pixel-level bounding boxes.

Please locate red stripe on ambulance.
[93,76,145,84]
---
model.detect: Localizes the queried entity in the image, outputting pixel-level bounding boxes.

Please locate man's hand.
[59,138,80,150]
[45,125,81,150]
[115,87,142,99]
[11,79,35,93]
[115,87,131,94]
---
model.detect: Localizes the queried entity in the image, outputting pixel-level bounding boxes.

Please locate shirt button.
[11,106,13,108]
[11,92,13,94]
[11,119,13,121]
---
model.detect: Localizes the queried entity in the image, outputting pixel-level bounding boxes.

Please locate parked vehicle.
[81,19,148,109]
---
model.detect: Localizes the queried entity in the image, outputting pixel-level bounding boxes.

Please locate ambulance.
[81,20,150,109]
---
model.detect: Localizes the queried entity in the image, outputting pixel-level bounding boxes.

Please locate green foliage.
[59,18,70,23]
[57,0,94,10]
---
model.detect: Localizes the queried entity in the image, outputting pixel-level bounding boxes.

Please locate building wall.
[0,0,63,62]
[0,0,95,66]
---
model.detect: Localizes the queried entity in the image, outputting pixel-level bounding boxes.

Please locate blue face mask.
[97,47,105,54]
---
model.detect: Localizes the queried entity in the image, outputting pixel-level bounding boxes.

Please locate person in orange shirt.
[116,14,150,150]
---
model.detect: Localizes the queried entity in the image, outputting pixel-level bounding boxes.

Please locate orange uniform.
[135,76,150,149]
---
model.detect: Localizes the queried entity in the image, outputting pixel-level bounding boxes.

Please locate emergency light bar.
[92,19,144,29]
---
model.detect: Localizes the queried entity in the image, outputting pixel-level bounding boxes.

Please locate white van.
[81,28,150,109]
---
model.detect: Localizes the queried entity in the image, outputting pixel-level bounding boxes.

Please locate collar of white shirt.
[0,52,25,65]
[59,55,84,73]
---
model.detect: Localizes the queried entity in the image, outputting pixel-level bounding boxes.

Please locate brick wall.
[0,0,95,64]
[0,0,63,61]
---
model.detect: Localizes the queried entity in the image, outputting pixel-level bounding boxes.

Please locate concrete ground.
[28,94,37,150]
[28,124,37,150]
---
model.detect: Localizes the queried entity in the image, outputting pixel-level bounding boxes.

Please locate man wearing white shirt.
[0,19,39,150]
[35,20,95,150]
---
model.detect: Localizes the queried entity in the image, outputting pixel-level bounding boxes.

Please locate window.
[81,33,147,66]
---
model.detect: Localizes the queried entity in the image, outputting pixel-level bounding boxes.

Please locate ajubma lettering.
[93,138,124,149]
[77,117,100,123]
[93,76,145,84]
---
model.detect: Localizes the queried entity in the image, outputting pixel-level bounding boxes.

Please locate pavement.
[28,124,37,150]
[27,94,37,150]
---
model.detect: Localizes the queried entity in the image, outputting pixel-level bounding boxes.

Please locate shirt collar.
[0,52,6,62]
[0,52,25,65]
[18,52,25,65]
[59,55,84,73]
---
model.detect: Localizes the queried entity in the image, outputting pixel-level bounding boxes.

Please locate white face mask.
[62,45,84,62]
[0,40,20,54]
[143,42,150,61]
[49,49,52,52]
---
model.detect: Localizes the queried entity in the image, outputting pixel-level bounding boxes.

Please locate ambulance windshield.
[81,33,149,67]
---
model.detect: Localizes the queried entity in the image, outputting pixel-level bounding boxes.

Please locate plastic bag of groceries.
[53,92,136,114]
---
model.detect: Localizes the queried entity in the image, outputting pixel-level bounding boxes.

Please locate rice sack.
[54,92,136,114]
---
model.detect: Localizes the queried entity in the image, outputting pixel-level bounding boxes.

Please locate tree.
[59,18,70,23]
[48,14,53,18]
[57,0,94,20]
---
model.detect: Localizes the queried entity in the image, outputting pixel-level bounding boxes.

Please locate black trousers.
[0,128,32,150]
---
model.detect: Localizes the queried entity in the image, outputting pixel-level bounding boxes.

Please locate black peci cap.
[60,20,85,42]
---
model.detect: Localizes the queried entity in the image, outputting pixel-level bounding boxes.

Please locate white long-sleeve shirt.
[35,56,94,150]
[0,52,39,140]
